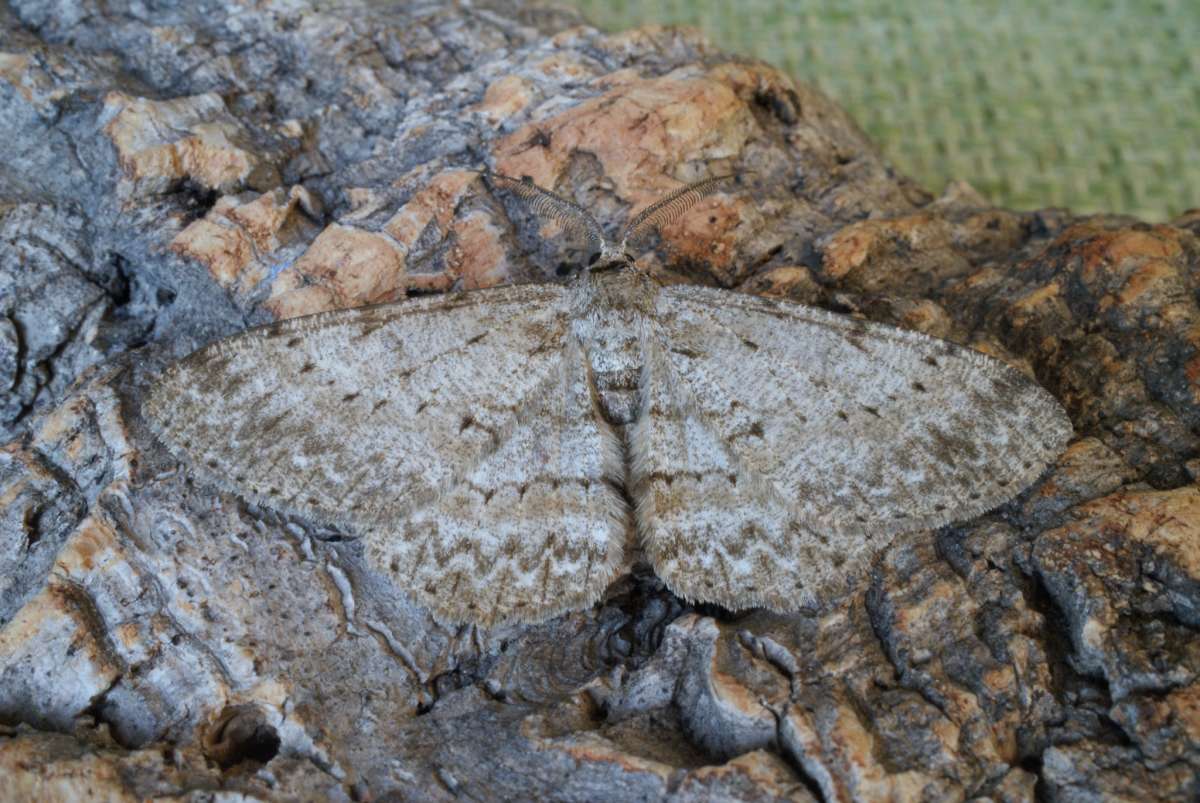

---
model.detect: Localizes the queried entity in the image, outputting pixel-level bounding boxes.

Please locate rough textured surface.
[0,1,1197,800]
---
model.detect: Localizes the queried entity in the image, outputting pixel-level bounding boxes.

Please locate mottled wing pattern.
[146,284,628,626]
[632,285,1072,611]
[632,329,815,611]
[369,331,628,626]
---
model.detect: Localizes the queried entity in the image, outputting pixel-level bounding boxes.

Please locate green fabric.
[571,0,1198,220]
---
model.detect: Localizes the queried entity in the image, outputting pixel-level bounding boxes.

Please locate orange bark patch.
[820,214,946,281]
[1009,281,1064,329]
[1050,487,1200,577]
[103,91,276,197]
[171,187,317,291]
[678,752,803,796]
[1170,685,1200,743]
[493,66,755,206]
[657,196,743,278]
[897,299,954,336]
[266,224,405,318]
[1114,259,1175,306]
[1011,281,1061,313]
[1047,224,1187,282]
[533,53,592,81]
[383,170,477,249]
[173,214,256,287]
[1185,353,1200,399]
[54,516,116,576]
[472,75,534,127]
[447,211,510,290]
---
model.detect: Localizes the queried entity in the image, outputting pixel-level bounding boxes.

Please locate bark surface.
[0,1,1197,800]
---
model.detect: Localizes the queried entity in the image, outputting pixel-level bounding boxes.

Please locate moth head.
[587,242,634,273]
[480,169,744,276]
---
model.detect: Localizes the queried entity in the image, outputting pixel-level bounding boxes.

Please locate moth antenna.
[480,171,611,257]
[618,174,743,251]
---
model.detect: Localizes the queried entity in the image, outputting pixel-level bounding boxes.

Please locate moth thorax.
[586,328,644,426]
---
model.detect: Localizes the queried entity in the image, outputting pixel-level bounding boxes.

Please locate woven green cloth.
[571,0,1198,220]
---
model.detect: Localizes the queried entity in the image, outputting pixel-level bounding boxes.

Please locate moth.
[145,171,1072,627]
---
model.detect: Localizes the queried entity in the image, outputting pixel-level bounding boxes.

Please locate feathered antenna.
[480,172,615,259]
[618,174,741,252]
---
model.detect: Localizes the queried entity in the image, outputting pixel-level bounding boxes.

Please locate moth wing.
[146,284,627,626]
[367,330,629,627]
[632,284,1072,611]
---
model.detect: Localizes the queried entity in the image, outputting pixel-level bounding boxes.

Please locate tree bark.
[1,1,1197,800]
